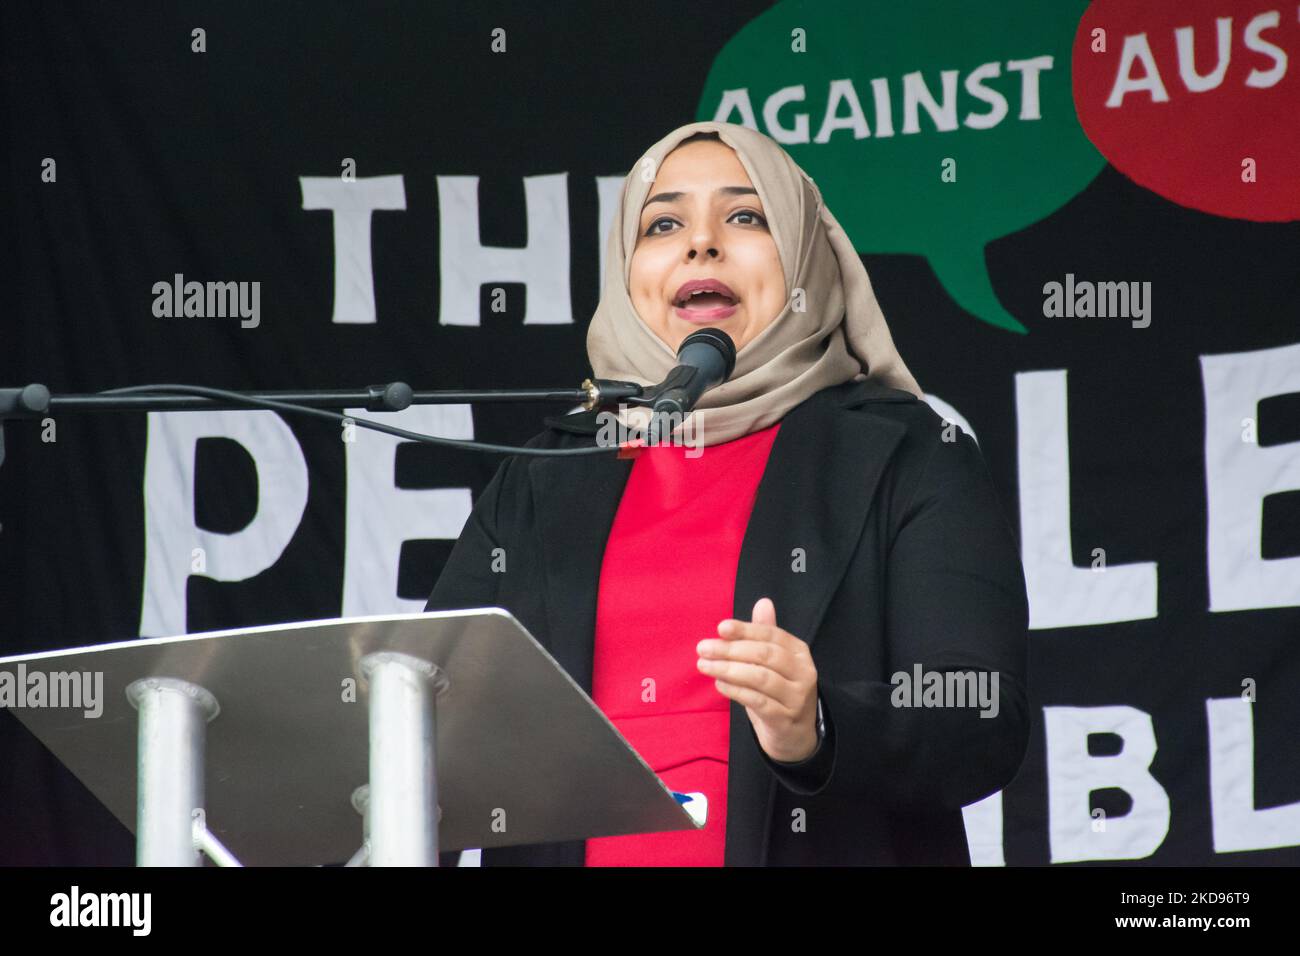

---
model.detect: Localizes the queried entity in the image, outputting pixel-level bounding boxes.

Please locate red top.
[584,421,782,866]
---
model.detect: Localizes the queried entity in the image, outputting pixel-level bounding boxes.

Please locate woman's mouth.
[672,286,739,323]
[674,301,738,322]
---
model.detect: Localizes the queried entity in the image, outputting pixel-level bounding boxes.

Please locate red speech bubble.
[1073,0,1300,221]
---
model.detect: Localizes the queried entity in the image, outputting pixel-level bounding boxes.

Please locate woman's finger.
[709,677,788,718]
[696,637,805,682]
[696,658,801,711]
[717,618,798,649]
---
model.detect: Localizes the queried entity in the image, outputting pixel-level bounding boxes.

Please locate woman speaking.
[426,120,1029,866]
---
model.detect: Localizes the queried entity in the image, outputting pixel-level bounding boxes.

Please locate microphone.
[650,327,736,417]
[644,328,736,439]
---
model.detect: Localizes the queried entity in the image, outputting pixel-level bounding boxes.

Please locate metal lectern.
[0,609,700,866]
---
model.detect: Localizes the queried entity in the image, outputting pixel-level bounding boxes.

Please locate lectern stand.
[0,610,700,866]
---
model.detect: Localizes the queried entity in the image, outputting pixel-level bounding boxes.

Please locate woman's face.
[630,139,787,355]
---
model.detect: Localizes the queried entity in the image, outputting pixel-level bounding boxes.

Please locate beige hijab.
[586,120,922,447]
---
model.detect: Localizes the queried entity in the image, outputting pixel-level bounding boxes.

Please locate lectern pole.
[127,677,220,867]
[361,651,448,866]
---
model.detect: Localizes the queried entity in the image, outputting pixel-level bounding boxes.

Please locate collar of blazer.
[526,379,917,865]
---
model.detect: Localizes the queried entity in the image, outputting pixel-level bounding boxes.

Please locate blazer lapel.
[724,383,907,864]
[527,382,910,865]
[529,427,632,690]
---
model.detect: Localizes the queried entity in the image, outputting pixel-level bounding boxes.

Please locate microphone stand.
[0,378,652,461]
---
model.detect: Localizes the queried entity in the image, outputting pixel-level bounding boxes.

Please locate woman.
[426,120,1029,866]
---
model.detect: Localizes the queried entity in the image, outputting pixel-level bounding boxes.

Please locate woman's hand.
[696,597,820,763]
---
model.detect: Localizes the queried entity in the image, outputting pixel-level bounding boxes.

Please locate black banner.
[2,0,1298,866]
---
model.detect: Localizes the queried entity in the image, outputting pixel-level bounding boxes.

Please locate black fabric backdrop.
[2,1,1298,865]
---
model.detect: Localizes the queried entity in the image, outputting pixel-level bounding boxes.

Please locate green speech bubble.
[697,0,1103,334]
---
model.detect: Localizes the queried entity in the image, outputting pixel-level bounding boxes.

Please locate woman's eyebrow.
[643,185,758,207]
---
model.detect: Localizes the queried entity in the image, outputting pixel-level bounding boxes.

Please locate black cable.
[97,384,624,457]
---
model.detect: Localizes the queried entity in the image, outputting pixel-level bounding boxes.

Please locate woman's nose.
[686,215,721,259]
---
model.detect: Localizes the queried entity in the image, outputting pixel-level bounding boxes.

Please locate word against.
[1042,274,1151,327]
[714,55,1056,143]
[890,664,1000,718]
[0,664,102,718]
[49,886,151,936]
[151,273,261,328]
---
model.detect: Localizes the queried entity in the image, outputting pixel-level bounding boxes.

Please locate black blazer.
[425,378,1030,865]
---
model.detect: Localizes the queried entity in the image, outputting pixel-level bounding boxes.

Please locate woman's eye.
[644,210,767,236]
